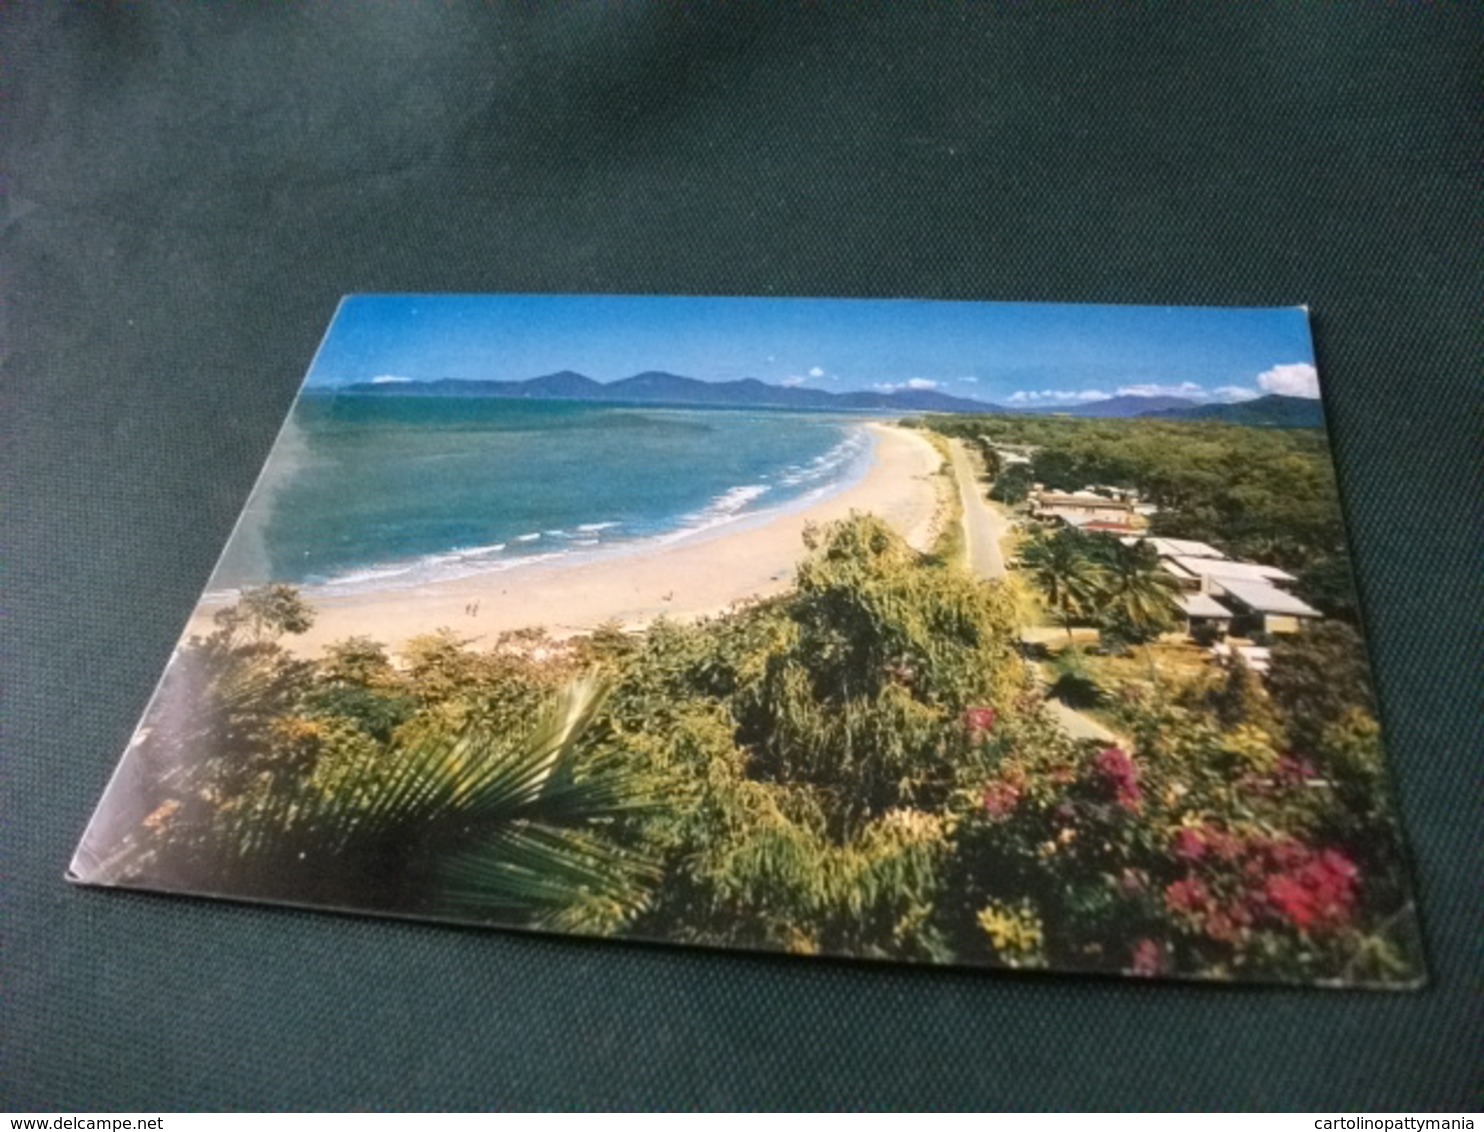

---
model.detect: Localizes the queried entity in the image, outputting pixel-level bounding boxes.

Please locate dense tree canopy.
[81,494,1419,985]
[918,413,1360,622]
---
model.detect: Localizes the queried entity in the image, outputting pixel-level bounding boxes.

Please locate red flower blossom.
[1263,847,1360,934]
[1172,827,1208,862]
[963,707,997,739]
[1093,747,1143,813]
[1264,876,1314,929]
[1203,909,1242,944]
[1130,938,1165,977]
[1095,747,1134,778]
[1318,849,1359,884]
[1164,876,1210,916]
[981,780,1020,820]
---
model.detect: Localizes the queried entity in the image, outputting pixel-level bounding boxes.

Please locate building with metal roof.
[1210,576,1322,635]
[1174,591,1234,637]
[1168,555,1297,593]
[1122,536,1228,560]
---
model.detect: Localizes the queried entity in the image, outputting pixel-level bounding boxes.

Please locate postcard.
[71,295,1423,987]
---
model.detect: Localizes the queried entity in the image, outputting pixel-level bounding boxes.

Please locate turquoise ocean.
[207,396,874,596]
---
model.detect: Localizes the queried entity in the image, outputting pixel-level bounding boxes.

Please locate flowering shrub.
[1092,747,1143,813]
[977,898,1047,968]
[980,779,1021,821]
[963,706,997,740]
[939,670,1413,983]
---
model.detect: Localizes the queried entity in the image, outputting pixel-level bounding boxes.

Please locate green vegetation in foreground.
[93,504,1419,984]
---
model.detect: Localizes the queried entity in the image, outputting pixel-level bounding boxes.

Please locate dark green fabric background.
[3,3,1480,1111]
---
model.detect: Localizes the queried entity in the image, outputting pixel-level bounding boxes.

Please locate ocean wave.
[249,423,874,598]
[775,430,871,487]
[456,542,506,558]
[647,483,773,546]
[323,563,418,587]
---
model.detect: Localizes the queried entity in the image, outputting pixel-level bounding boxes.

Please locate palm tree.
[1094,539,1182,645]
[1019,530,1107,638]
[102,672,659,933]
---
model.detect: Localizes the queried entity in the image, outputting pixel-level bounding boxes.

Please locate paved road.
[947,440,1012,581]
[947,440,1124,747]
[1044,697,1123,744]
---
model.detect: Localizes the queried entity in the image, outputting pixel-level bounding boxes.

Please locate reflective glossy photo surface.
[71,294,1424,988]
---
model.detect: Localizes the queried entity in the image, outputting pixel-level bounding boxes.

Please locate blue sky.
[305,294,1320,403]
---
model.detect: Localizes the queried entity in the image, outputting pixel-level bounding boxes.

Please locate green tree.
[1019,529,1106,638]
[989,463,1034,505]
[212,583,315,643]
[1091,538,1181,649]
[1265,621,1376,754]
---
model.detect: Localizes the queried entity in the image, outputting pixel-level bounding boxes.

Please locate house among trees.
[1123,537,1324,639]
[1127,536,1226,560]
[1032,489,1140,534]
[1206,576,1322,637]
[1165,555,1298,593]
[1173,591,1235,638]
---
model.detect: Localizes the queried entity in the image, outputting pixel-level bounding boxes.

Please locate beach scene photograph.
[71,295,1422,987]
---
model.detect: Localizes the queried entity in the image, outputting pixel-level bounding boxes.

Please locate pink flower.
[1317,850,1359,884]
[1095,747,1135,780]
[963,707,997,738]
[1254,842,1360,935]
[981,780,1020,820]
[1130,938,1165,977]
[1165,877,1210,916]
[1265,875,1319,931]
[1093,747,1143,813]
[1172,827,1208,862]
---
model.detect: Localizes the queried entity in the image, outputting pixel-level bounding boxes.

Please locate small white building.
[1033,491,1137,527]
[1166,555,1297,596]
[1209,576,1322,636]
[1174,591,1235,637]
[1123,536,1227,560]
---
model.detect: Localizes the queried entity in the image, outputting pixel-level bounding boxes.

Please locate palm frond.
[152,670,660,926]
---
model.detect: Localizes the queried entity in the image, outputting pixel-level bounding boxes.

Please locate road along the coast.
[948,439,1013,581]
[946,439,1125,747]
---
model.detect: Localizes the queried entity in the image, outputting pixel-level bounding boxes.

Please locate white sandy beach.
[192,423,947,657]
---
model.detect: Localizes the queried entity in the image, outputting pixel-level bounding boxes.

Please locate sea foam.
[266,417,873,598]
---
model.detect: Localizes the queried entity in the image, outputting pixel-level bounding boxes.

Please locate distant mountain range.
[320,371,1322,426]
[1138,394,1324,428]
[1054,394,1200,417]
[330,370,995,413]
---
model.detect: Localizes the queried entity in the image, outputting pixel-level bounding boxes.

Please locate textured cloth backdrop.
[3,3,1480,1110]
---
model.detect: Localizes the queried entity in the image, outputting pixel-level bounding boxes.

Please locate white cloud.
[1256,362,1320,399]
[872,377,941,393]
[1006,388,1110,405]
[808,366,825,378]
[959,376,978,384]
[1115,382,1205,399]
[1213,385,1260,402]
[370,375,411,384]
[781,375,808,387]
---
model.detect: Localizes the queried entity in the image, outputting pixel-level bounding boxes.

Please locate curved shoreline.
[193,423,948,657]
